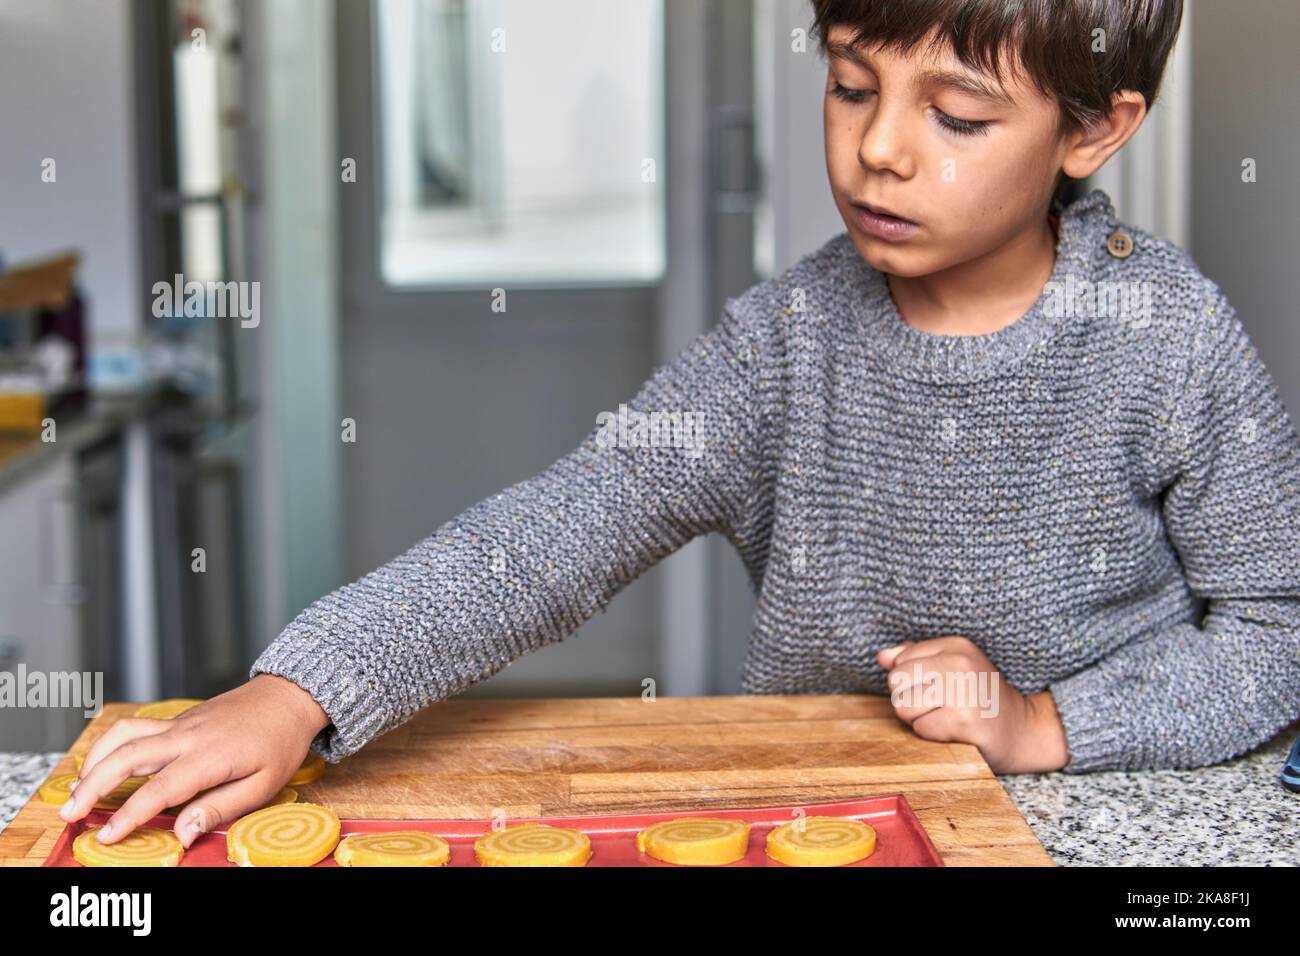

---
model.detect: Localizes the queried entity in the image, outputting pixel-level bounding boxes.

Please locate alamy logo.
[889,664,1001,718]
[151,274,260,328]
[50,886,151,936]
[1042,273,1153,328]
[595,403,706,459]
[0,665,102,718]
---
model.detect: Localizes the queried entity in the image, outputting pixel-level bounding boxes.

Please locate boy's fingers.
[881,636,979,670]
[78,717,170,781]
[172,774,281,849]
[889,665,944,723]
[881,639,942,672]
[93,757,232,846]
[887,660,929,694]
[61,734,181,824]
[877,640,918,669]
[911,708,959,743]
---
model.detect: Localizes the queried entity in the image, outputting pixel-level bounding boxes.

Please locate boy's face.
[822,24,1068,278]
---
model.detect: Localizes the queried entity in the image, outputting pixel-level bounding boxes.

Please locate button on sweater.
[251,188,1300,773]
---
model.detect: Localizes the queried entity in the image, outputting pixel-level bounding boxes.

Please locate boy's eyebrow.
[914,67,1017,108]
[826,39,1017,108]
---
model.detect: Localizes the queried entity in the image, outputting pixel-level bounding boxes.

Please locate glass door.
[338,0,764,695]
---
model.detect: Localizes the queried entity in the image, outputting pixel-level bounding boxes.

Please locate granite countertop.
[0,752,65,836]
[994,723,1299,865]
[4,724,1296,865]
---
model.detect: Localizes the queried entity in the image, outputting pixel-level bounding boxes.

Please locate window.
[374,0,666,287]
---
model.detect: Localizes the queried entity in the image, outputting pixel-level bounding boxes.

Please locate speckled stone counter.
[0,753,61,836]
[995,723,1299,866]
[4,723,1297,864]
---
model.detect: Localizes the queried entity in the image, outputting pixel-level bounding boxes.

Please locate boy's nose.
[858,117,917,179]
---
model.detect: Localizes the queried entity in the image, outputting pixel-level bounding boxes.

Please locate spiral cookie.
[474,824,591,867]
[334,831,451,867]
[635,817,751,865]
[287,752,326,786]
[134,698,204,719]
[226,802,341,867]
[73,826,184,867]
[765,816,876,866]
[40,773,148,810]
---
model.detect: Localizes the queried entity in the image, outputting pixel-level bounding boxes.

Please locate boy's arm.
[1049,288,1300,772]
[249,299,773,761]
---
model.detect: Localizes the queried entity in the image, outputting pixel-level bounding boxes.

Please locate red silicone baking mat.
[43,793,943,867]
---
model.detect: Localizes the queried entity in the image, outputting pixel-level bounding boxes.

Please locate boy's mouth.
[854,199,918,225]
[852,201,921,240]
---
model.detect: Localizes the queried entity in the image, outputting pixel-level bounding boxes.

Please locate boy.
[68,0,1299,849]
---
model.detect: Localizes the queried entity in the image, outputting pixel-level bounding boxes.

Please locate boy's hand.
[60,674,332,848]
[877,637,1070,773]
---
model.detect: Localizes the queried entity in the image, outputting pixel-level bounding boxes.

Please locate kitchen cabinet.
[0,451,95,751]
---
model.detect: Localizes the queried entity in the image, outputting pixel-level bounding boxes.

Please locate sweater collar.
[845,187,1119,384]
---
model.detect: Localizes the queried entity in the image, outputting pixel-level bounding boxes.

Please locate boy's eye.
[829,81,869,104]
[932,108,993,138]
[829,82,992,139]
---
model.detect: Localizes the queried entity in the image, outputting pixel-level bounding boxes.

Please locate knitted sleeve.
[1050,287,1300,772]
[249,299,771,760]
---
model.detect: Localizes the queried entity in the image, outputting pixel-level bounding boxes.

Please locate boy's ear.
[1060,90,1148,182]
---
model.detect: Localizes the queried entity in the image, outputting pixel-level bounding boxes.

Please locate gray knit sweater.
[251,188,1300,773]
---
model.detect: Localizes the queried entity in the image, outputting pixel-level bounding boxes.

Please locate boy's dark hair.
[810,0,1184,208]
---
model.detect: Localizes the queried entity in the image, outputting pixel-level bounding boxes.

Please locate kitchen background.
[0,0,1296,755]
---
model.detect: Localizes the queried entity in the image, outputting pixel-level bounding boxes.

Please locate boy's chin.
[851,236,932,277]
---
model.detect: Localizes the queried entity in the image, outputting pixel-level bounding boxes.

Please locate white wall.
[248,0,345,637]
[0,0,141,338]
[756,0,844,275]
[1189,0,1300,421]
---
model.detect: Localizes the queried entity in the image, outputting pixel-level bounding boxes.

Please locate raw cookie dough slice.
[134,698,204,719]
[226,802,340,867]
[40,773,148,809]
[475,823,591,867]
[765,816,876,867]
[334,831,451,867]
[287,752,326,786]
[635,817,751,865]
[73,826,184,867]
[264,785,299,807]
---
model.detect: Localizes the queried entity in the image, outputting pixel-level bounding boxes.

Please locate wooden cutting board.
[0,694,1053,866]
